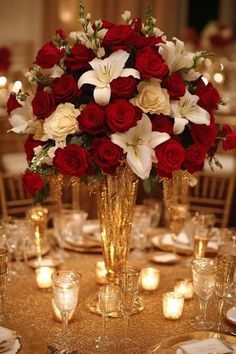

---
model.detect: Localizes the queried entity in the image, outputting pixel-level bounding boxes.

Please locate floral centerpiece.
[6,4,236,289]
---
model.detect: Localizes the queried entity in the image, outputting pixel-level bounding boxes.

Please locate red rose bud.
[22,170,44,197]
[79,102,105,135]
[195,79,221,112]
[35,41,65,69]
[92,137,123,174]
[24,136,42,162]
[51,74,78,102]
[32,91,55,119]
[182,143,207,173]
[222,124,232,136]
[56,29,67,39]
[110,76,137,98]
[7,93,22,114]
[190,123,218,148]
[155,139,185,177]
[152,114,173,136]
[135,47,169,80]
[223,131,236,151]
[131,18,142,32]
[53,144,91,176]
[105,100,141,133]
[65,44,94,71]
[162,72,186,100]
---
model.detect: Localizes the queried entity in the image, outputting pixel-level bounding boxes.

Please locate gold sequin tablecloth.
[4,252,226,354]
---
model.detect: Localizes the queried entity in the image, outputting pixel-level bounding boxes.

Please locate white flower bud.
[87,23,94,37]
[97,28,108,39]
[86,13,91,20]
[95,19,102,28]
[121,10,131,21]
[97,47,105,58]
[79,18,85,25]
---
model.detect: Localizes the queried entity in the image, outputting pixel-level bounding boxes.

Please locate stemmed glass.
[0,248,8,320]
[118,265,141,344]
[95,285,121,351]
[191,258,217,329]
[168,204,189,253]
[215,255,236,332]
[52,271,81,351]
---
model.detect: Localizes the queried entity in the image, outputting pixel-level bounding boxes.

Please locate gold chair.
[188,171,235,227]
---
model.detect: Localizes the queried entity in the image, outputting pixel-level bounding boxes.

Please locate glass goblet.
[95,285,121,351]
[168,204,189,253]
[215,255,236,332]
[118,265,141,344]
[52,271,81,350]
[191,258,217,329]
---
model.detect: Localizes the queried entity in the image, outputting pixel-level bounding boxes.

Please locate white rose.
[130,78,170,115]
[44,103,80,142]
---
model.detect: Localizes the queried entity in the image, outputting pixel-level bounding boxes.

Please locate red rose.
[0,46,11,72]
[102,25,135,48]
[190,123,218,148]
[79,102,105,135]
[162,72,185,100]
[110,76,137,98]
[54,144,90,176]
[106,100,141,133]
[100,20,115,29]
[56,29,67,39]
[22,170,44,197]
[35,41,65,69]
[195,79,221,112]
[24,136,42,162]
[131,18,142,32]
[155,139,185,177]
[32,91,55,119]
[51,74,79,102]
[135,47,169,79]
[65,44,94,71]
[222,124,232,136]
[223,131,236,150]
[133,33,164,49]
[92,137,123,174]
[152,114,173,135]
[183,143,207,173]
[7,93,22,114]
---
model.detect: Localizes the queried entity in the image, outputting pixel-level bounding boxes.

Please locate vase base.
[86,293,144,317]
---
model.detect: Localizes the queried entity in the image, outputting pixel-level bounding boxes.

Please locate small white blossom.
[79,18,85,25]
[87,23,94,37]
[97,47,105,58]
[95,19,103,28]
[97,28,108,40]
[121,10,131,22]
[86,13,91,20]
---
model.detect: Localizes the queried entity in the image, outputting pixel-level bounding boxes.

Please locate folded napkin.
[0,326,20,354]
[179,338,232,354]
[162,232,190,246]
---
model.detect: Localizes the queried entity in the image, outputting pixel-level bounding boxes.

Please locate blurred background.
[0,0,236,224]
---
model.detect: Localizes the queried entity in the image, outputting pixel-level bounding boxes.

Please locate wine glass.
[215,255,236,332]
[52,271,81,351]
[118,265,141,344]
[191,258,217,329]
[168,204,189,253]
[0,248,8,320]
[95,285,121,351]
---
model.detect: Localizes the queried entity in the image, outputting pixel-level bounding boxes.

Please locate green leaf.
[143,174,158,196]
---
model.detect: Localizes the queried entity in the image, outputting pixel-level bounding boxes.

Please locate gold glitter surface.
[5,250,227,354]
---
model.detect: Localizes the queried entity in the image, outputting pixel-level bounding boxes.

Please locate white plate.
[149,252,180,264]
[225,307,236,325]
[28,257,63,269]
[83,220,100,235]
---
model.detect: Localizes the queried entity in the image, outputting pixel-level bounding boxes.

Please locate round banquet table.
[3,249,234,354]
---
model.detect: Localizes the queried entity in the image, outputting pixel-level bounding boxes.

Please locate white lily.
[111,113,170,179]
[78,50,140,106]
[170,90,210,135]
[8,106,33,134]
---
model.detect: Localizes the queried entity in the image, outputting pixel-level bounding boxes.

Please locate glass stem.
[102,315,108,338]
[124,311,130,339]
[61,311,69,338]
[217,297,224,332]
[199,298,208,323]
[0,293,5,319]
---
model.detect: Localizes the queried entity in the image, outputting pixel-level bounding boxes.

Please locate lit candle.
[174,279,193,299]
[0,76,7,88]
[11,80,22,93]
[141,267,160,291]
[51,298,75,323]
[162,292,184,319]
[35,267,55,289]
[95,261,108,285]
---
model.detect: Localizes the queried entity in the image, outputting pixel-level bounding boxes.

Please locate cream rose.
[130,78,170,115]
[43,103,80,141]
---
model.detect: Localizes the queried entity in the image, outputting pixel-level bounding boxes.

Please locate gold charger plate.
[148,331,236,353]
[0,322,47,353]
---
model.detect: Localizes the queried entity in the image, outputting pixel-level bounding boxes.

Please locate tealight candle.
[51,298,75,323]
[162,292,184,319]
[35,267,55,289]
[141,267,160,291]
[95,261,108,285]
[174,278,193,299]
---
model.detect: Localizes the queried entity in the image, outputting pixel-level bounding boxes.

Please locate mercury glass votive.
[95,261,108,285]
[162,292,184,319]
[174,279,193,299]
[35,266,55,289]
[141,267,160,291]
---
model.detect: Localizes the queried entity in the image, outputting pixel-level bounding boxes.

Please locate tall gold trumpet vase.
[96,164,138,285]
